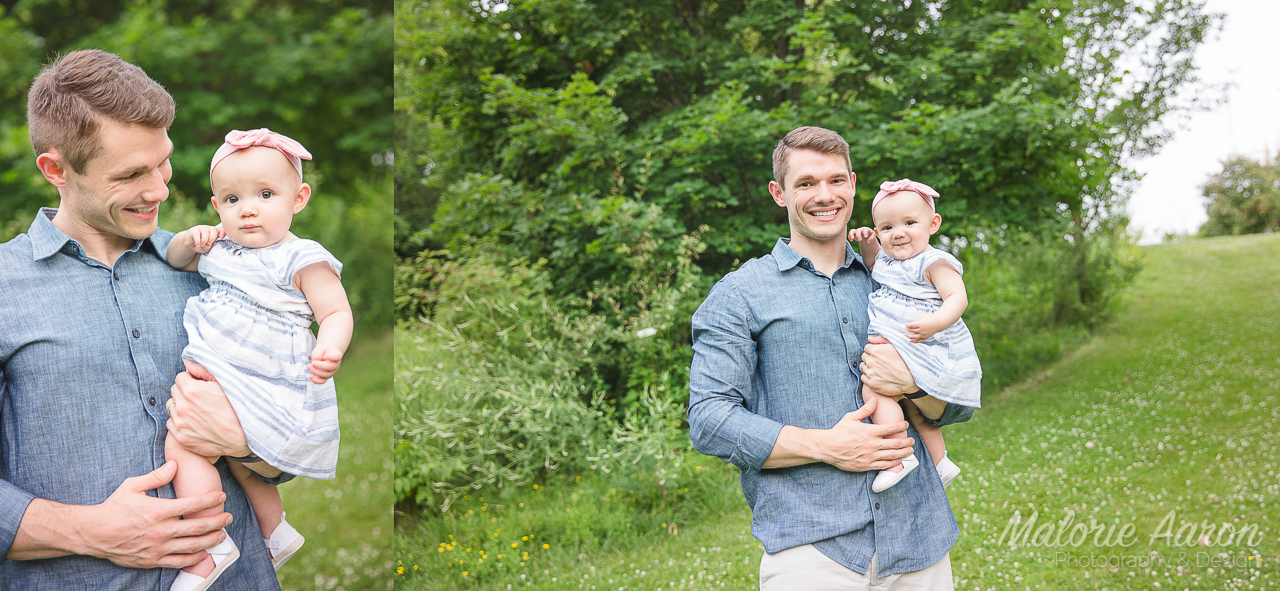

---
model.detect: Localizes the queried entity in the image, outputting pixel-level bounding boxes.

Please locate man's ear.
[35,152,70,188]
[930,213,942,234]
[292,182,312,214]
[769,180,786,208]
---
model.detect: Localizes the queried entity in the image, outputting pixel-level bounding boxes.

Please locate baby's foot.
[170,533,239,591]
[265,512,306,571]
[872,454,919,493]
[937,454,961,489]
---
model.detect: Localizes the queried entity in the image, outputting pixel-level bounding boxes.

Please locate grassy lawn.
[279,330,394,591]
[395,233,1280,590]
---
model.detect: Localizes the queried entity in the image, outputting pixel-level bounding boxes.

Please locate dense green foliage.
[394,0,1214,509]
[1199,154,1280,237]
[0,0,393,329]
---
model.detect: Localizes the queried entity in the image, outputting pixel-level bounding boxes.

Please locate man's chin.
[117,220,159,241]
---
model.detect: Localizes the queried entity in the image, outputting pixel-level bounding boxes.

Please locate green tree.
[1199,154,1280,237]
[398,0,1212,300]
[395,0,1214,407]
[0,0,393,329]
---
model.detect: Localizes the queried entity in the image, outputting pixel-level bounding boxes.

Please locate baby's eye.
[259,190,275,199]
[906,220,916,226]
[226,195,239,204]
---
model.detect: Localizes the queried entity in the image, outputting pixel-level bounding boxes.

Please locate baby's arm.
[166,226,224,272]
[848,227,880,270]
[295,263,353,384]
[905,261,968,343]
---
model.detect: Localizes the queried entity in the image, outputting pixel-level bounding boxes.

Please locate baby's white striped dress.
[181,238,342,479]
[867,248,982,407]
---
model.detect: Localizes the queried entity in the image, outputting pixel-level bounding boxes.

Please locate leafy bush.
[960,225,1142,390]
[394,243,701,512]
[1199,155,1280,237]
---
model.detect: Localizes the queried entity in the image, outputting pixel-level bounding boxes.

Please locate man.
[0,49,284,589]
[688,126,975,589]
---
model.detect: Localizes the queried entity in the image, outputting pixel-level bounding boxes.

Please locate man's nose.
[141,168,169,202]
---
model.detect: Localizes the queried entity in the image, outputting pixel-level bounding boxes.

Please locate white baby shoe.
[264,512,306,571]
[937,453,962,489]
[171,532,239,591]
[872,453,920,493]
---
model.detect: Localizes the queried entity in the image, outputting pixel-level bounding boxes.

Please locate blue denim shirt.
[688,238,974,576]
[0,209,282,590]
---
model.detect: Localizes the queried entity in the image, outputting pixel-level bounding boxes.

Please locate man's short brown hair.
[27,49,175,174]
[772,126,852,188]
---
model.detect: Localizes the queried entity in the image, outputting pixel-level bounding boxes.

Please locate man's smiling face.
[61,119,173,242]
[769,149,856,248]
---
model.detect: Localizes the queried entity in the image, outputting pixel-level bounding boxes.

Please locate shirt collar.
[28,207,163,262]
[771,237,867,274]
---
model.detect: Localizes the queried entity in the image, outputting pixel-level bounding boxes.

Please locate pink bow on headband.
[210,128,313,182]
[872,178,939,211]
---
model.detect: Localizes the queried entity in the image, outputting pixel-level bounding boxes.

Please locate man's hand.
[9,461,231,567]
[168,372,252,458]
[179,225,224,254]
[860,335,919,396]
[307,346,343,384]
[763,397,915,471]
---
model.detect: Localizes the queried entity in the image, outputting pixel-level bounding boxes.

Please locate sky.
[1126,0,1280,244]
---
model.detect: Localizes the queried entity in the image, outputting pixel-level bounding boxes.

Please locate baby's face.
[871,191,941,260]
[210,147,309,248]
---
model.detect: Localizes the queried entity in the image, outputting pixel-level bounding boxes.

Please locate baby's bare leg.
[230,460,283,538]
[184,359,218,382]
[165,431,222,578]
[863,384,906,473]
[903,399,946,466]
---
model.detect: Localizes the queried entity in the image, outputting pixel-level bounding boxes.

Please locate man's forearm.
[8,498,81,560]
[761,425,826,469]
[912,393,947,421]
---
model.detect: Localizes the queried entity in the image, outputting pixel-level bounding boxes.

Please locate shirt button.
[842,317,849,324]
[149,397,156,406]
[132,329,140,338]
[114,273,120,281]
[875,503,881,510]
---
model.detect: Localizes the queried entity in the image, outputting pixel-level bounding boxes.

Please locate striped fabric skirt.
[181,283,339,479]
[866,286,982,408]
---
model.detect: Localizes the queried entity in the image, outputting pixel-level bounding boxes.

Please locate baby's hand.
[181,225,224,254]
[848,227,877,243]
[308,346,344,384]
[905,315,944,343]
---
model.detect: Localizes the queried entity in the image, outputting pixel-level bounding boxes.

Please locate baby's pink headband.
[872,178,939,211]
[210,128,312,183]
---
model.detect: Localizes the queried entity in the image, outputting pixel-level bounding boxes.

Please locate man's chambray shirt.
[0,209,282,590]
[688,238,974,576]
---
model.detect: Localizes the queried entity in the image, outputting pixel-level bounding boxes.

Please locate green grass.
[395,233,1280,590]
[279,330,394,591]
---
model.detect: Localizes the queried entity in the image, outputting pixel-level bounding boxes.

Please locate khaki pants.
[759,544,953,591]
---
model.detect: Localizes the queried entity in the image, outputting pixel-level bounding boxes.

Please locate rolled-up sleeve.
[687,278,784,474]
[0,373,37,561]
